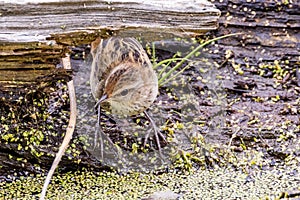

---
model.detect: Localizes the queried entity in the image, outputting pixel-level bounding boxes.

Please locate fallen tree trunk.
[0,0,220,85]
[0,0,220,43]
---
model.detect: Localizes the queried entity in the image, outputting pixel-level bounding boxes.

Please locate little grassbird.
[90,37,165,151]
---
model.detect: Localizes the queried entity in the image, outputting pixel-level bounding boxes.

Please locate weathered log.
[0,41,69,84]
[0,0,220,43]
[0,0,220,84]
[208,0,299,66]
[200,0,300,157]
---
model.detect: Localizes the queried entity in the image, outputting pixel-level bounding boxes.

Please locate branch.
[40,54,77,200]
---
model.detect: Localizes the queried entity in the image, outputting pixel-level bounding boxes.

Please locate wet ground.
[71,38,300,172]
[69,39,234,172]
[0,36,299,199]
[1,37,300,172]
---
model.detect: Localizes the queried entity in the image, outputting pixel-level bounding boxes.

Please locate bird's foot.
[143,111,167,157]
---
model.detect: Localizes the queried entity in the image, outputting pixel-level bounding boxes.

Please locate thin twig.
[40,54,77,200]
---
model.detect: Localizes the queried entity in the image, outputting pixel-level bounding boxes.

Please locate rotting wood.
[0,41,69,83]
[208,0,299,67]
[197,0,300,159]
[0,42,67,69]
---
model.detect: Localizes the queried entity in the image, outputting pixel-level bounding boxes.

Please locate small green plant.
[152,33,241,87]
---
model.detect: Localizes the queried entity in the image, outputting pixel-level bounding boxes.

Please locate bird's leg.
[94,101,104,160]
[143,111,167,153]
[94,100,123,161]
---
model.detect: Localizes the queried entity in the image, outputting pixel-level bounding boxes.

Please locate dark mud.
[1,36,299,179]
[1,37,299,199]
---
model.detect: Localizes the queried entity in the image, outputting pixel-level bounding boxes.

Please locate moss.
[1,164,299,199]
[0,80,70,170]
[1,35,299,199]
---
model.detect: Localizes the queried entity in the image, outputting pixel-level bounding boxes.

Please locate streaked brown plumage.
[90,37,158,116]
[90,37,165,153]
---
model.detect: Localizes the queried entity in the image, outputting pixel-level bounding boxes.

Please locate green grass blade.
[158,33,241,86]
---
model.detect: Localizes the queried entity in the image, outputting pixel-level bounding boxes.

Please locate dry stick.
[40,54,77,200]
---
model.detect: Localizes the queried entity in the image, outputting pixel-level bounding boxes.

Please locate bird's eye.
[120,89,128,96]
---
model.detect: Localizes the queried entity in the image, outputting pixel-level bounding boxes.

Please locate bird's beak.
[94,93,108,109]
[99,93,108,102]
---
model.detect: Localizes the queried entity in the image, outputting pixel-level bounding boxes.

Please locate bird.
[90,37,166,155]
